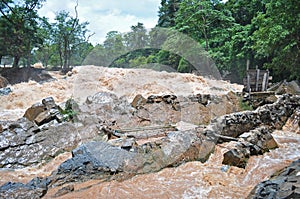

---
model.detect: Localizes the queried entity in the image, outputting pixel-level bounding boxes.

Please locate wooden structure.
[243,69,270,92]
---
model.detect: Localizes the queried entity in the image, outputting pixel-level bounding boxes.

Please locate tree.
[124,22,149,50]
[32,16,53,67]
[103,31,126,60]
[0,0,45,67]
[252,0,300,80]
[51,2,92,71]
[157,0,181,28]
[175,0,231,51]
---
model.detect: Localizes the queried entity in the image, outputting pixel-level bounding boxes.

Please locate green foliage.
[251,0,300,81]
[60,98,79,122]
[177,58,190,72]
[0,0,45,67]
[51,10,91,70]
[157,0,181,28]
[239,98,253,111]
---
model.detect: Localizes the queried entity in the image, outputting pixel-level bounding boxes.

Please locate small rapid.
[43,130,300,199]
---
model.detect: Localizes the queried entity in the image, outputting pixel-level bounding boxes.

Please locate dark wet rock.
[222,126,278,168]
[205,95,300,141]
[146,94,180,110]
[0,177,50,199]
[23,97,65,126]
[247,159,300,199]
[242,91,278,109]
[0,118,79,169]
[0,67,54,85]
[188,93,211,105]
[0,87,12,96]
[49,130,215,186]
[49,141,141,186]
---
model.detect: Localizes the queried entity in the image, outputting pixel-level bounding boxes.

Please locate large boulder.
[0,118,79,168]
[23,97,64,125]
[247,159,300,199]
[49,130,215,186]
[222,126,278,168]
[78,92,241,131]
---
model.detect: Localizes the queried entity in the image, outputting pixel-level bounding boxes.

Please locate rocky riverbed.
[0,66,299,198]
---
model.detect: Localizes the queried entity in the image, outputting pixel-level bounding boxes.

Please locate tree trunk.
[63,37,69,71]
[26,54,31,67]
[12,56,20,68]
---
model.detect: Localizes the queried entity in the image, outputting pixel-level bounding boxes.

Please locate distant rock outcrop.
[0,67,53,85]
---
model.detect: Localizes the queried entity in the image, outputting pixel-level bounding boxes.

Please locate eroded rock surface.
[0,118,79,168]
[247,159,300,199]
[0,177,50,199]
[49,130,215,186]
[200,94,300,167]
[222,126,278,168]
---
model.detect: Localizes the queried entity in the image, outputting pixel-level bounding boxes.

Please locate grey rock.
[222,126,278,168]
[49,129,215,186]
[0,177,50,199]
[0,118,79,169]
[0,87,12,96]
[247,159,300,199]
[23,102,45,122]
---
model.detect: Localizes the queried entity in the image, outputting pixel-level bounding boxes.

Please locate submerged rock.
[247,159,300,199]
[0,87,12,96]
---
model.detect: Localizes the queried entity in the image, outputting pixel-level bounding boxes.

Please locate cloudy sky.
[38,0,161,45]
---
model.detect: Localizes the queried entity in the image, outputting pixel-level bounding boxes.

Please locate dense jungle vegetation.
[0,0,299,82]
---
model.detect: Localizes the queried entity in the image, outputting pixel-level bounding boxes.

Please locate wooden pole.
[256,67,260,92]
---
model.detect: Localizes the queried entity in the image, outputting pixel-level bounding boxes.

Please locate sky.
[38,0,161,45]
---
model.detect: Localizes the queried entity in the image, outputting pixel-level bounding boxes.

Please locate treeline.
[86,0,300,82]
[1,0,299,82]
[0,0,93,71]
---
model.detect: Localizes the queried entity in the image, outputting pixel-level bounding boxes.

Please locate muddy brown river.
[44,131,299,199]
[1,130,297,199]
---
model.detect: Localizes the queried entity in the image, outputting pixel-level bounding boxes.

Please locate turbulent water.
[0,66,298,198]
[42,131,300,198]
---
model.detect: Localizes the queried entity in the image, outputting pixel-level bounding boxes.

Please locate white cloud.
[38,0,161,45]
